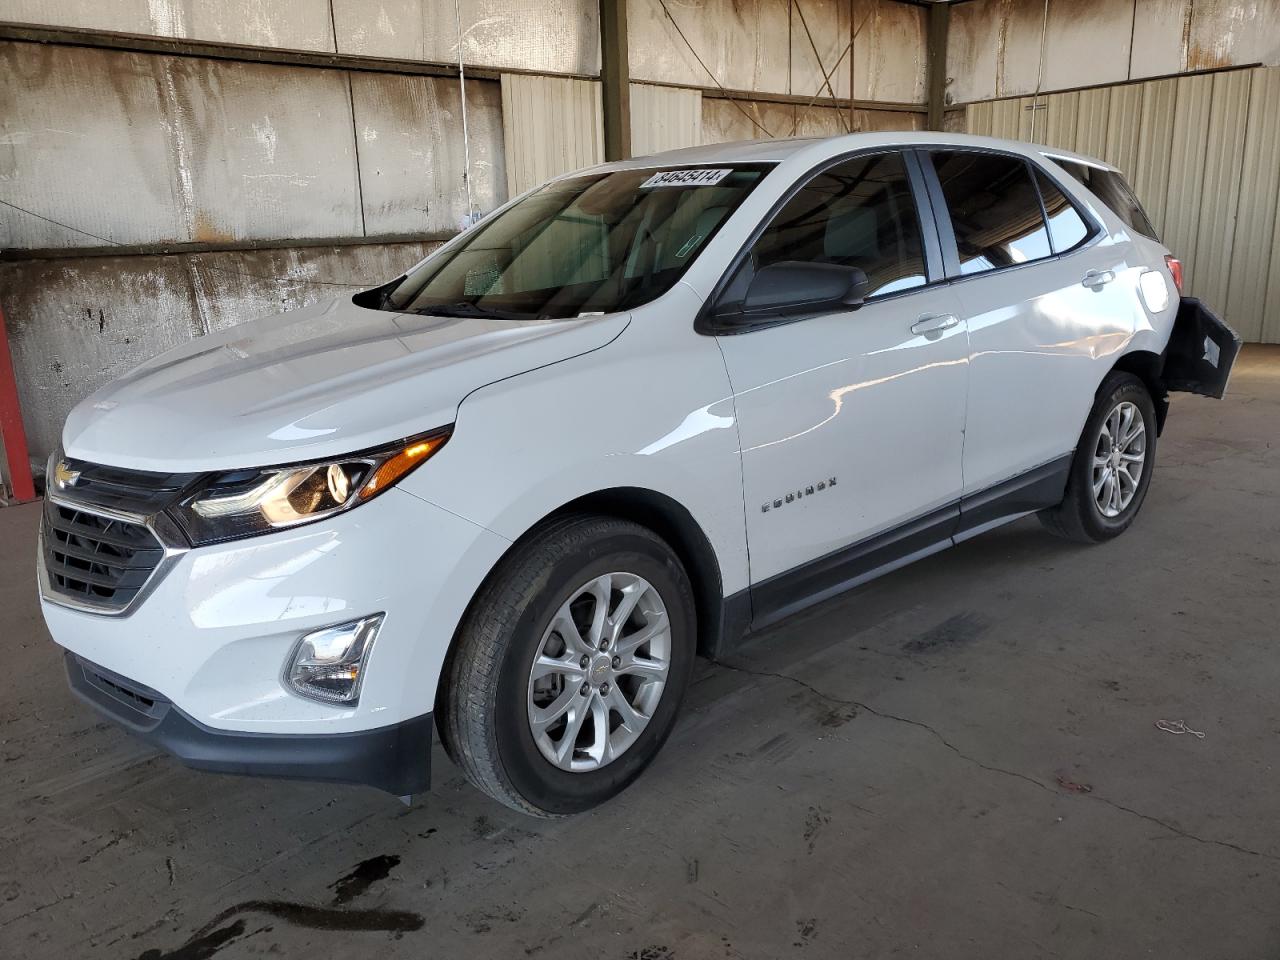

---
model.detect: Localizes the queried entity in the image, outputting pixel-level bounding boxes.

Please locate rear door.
[920,149,1135,525]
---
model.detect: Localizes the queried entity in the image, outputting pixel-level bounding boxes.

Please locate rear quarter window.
[1032,168,1093,254]
[1055,159,1159,242]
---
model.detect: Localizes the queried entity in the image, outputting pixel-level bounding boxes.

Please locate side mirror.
[718,262,870,319]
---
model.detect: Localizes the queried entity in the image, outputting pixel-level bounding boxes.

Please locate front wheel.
[1040,371,1157,543]
[438,515,696,817]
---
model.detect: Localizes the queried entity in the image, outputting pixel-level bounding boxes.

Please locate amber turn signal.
[359,432,450,499]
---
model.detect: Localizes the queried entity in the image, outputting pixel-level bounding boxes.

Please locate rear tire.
[1039,372,1157,544]
[438,514,696,817]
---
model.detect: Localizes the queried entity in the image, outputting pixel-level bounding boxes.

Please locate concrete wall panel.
[0,255,203,463]
[185,242,440,335]
[0,241,438,462]
[167,58,363,244]
[629,0,795,97]
[701,98,796,144]
[332,0,600,75]
[1131,0,1191,78]
[701,97,920,146]
[351,74,506,234]
[1226,67,1280,342]
[499,74,603,196]
[946,0,1047,103]
[1039,0,1132,92]
[791,0,854,101]
[0,0,336,51]
[0,43,368,249]
[630,84,702,157]
[851,0,926,104]
[0,42,186,249]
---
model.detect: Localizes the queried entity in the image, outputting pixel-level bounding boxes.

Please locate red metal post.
[0,302,36,503]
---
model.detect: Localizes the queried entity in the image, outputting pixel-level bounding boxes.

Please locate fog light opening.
[285,614,385,705]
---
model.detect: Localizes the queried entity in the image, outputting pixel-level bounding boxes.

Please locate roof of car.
[581,130,1116,175]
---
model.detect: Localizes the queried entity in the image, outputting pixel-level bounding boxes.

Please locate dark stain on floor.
[134,900,423,959]
[329,853,401,905]
[902,612,990,653]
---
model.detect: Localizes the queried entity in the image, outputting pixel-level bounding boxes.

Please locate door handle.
[910,313,960,336]
[1081,269,1116,289]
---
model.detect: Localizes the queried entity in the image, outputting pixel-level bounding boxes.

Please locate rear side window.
[929,151,1052,276]
[1055,159,1159,241]
[750,151,928,298]
[1033,168,1092,254]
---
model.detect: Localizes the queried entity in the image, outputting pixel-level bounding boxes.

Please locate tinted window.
[930,151,1052,275]
[381,166,768,320]
[1056,159,1159,241]
[748,151,927,298]
[1034,168,1091,253]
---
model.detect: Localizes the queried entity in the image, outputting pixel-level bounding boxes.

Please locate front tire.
[438,515,696,817]
[1040,371,1157,543]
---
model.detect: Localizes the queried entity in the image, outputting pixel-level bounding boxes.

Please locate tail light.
[1165,255,1184,294]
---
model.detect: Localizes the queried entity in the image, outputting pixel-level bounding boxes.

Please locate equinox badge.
[762,477,837,513]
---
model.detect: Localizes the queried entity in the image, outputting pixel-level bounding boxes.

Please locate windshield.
[378,165,771,320]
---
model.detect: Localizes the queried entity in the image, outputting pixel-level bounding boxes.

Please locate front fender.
[398,310,749,597]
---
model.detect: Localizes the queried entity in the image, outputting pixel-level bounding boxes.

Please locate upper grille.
[42,499,166,611]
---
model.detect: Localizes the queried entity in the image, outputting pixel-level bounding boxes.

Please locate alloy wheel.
[1092,400,1146,518]
[526,572,672,772]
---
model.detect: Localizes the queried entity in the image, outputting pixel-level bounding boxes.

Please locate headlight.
[172,430,450,545]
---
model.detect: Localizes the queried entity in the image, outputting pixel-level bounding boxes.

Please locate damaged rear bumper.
[1163,297,1242,399]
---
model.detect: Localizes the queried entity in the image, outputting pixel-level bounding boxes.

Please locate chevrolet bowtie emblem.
[53,460,81,490]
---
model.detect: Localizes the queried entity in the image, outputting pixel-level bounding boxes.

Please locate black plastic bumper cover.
[65,653,432,796]
[1163,297,1242,399]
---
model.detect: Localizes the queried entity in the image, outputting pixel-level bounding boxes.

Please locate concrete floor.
[2,346,1278,960]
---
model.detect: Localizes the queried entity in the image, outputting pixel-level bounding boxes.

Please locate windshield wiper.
[404,301,533,321]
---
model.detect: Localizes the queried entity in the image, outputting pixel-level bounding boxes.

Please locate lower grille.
[42,500,165,611]
[67,654,171,727]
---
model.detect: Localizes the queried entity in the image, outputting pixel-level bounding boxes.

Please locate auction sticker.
[639,168,732,188]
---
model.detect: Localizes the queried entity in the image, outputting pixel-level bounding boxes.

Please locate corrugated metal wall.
[630,84,703,156]
[966,65,1280,344]
[499,75,605,196]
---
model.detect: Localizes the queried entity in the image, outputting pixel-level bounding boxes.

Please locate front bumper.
[67,652,432,794]
[40,485,511,793]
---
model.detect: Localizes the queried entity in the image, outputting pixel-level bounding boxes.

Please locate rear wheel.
[1040,372,1157,543]
[438,515,696,817]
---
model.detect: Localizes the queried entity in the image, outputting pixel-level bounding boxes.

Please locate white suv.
[39,133,1239,816]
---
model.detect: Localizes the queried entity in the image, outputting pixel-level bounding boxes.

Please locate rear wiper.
[408,301,530,322]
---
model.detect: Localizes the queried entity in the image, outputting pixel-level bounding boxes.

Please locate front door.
[712,150,969,624]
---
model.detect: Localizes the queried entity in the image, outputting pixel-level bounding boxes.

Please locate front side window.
[930,151,1052,276]
[378,165,769,320]
[742,151,928,300]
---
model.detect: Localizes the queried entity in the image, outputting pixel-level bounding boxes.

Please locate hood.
[64,297,630,473]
